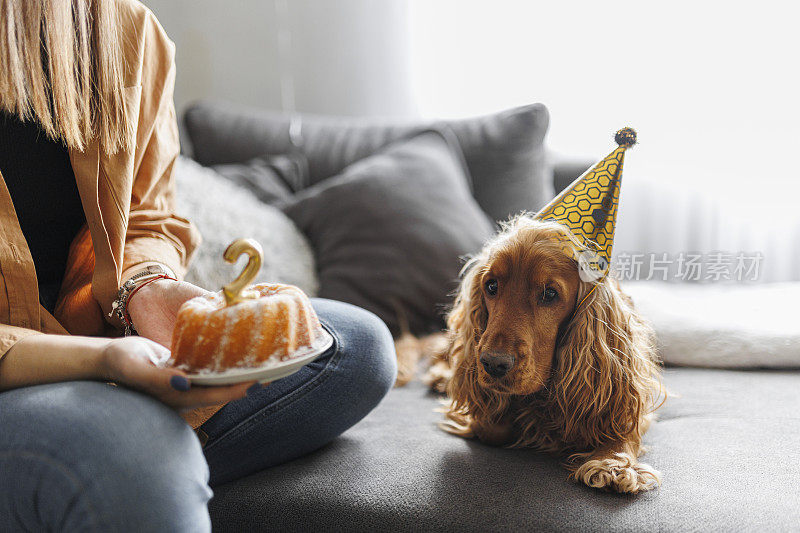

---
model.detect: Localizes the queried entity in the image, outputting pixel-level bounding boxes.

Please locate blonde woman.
[0,1,396,531]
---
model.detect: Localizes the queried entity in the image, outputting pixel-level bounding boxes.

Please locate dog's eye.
[541,287,558,303]
[485,279,498,296]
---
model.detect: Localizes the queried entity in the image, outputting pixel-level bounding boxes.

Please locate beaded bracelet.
[109,265,177,336]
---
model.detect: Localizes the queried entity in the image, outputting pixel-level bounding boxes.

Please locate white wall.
[144,0,416,118]
[144,0,281,114]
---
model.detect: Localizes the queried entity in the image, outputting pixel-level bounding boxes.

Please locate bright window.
[409,0,800,281]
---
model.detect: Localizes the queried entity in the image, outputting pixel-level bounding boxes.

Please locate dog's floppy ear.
[441,256,498,436]
[551,280,661,449]
[447,257,488,346]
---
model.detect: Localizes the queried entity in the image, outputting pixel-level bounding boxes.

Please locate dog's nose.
[480,352,514,378]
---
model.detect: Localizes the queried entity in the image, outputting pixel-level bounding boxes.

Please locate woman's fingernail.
[170,375,191,391]
[247,383,262,395]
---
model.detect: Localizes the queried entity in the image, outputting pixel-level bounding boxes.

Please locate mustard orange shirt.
[0,0,200,359]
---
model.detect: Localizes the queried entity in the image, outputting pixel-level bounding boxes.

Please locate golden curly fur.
[423,215,664,493]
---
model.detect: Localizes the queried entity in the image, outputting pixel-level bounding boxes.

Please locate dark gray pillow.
[212,152,310,206]
[184,100,551,221]
[282,129,495,336]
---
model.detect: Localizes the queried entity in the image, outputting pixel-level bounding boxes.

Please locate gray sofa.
[180,101,800,531]
[210,368,800,531]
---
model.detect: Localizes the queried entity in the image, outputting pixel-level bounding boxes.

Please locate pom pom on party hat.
[535,127,637,280]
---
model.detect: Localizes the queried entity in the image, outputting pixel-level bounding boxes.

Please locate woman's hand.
[102,336,255,411]
[127,278,207,347]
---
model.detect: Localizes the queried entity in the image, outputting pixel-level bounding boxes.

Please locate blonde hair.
[0,0,132,154]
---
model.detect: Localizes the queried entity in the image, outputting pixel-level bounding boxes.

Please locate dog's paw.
[573,453,661,494]
[436,405,475,438]
[423,360,452,393]
[419,333,449,358]
[394,333,422,387]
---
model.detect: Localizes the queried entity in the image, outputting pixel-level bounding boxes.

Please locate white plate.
[183,330,334,386]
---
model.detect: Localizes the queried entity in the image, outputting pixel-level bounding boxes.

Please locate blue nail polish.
[246,383,262,396]
[170,375,190,391]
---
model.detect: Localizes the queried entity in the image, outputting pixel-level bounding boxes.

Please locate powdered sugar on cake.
[169,283,331,374]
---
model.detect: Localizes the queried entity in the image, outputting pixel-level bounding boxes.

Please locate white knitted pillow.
[174,156,319,296]
[625,281,800,368]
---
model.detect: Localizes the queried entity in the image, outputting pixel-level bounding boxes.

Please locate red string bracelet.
[122,274,177,333]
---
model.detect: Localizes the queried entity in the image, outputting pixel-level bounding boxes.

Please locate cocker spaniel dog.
[422,215,664,494]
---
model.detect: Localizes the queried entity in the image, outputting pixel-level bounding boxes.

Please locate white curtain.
[614,176,800,282]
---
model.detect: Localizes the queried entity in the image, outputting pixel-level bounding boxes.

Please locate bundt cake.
[169,238,329,374]
[170,283,329,373]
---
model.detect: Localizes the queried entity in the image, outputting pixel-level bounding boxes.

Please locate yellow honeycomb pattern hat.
[535,127,636,279]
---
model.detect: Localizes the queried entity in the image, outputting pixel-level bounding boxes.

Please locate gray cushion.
[283,130,495,336]
[175,156,319,296]
[209,367,800,531]
[212,152,310,206]
[184,100,552,221]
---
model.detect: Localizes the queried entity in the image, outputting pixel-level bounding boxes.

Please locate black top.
[0,111,86,313]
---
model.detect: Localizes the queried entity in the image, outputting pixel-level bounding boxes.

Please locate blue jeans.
[0,299,396,532]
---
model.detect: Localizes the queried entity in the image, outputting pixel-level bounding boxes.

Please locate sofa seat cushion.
[209,368,800,532]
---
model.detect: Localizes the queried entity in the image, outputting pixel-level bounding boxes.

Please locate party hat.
[535,127,636,280]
